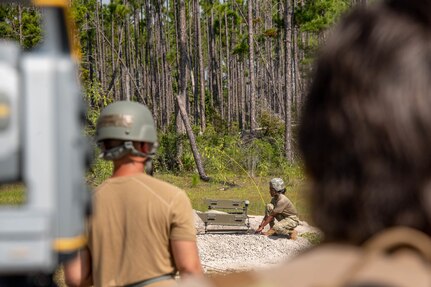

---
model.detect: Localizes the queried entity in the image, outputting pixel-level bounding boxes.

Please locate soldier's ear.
[132,142,146,153]
[141,142,153,154]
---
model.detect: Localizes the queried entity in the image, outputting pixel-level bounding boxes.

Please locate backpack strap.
[363,227,431,261]
[332,227,431,287]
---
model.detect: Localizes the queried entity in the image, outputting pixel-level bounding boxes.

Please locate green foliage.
[145,111,293,180]
[295,0,349,32]
[232,36,248,57]
[213,18,221,36]
[293,0,350,77]
[262,28,278,39]
[191,173,200,187]
[273,13,284,30]
[154,132,180,171]
[71,0,88,28]
[226,9,241,26]
[140,111,289,184]
[0,8,13,38]
[71,0,93,42]
[0,5,41,49]
[108,0,130,19]
[258,111,284,138]
[21,9,42,48]
[87,152,113,186]
[181,152,196,172]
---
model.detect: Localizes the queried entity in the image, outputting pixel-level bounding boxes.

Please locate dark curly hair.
[299,1,431,244]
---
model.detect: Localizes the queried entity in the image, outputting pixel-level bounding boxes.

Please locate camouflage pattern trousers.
[265,204,300,235]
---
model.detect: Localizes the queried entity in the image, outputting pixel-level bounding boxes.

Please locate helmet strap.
[100,141,156,161]
[144,160,154,176]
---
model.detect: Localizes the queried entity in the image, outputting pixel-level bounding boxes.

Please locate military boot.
[288,230,298,240]
[263,229,276,236]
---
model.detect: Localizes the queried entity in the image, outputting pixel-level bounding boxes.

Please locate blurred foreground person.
[255,178,299,239]
[64,101,202,287]
[179,0,431,286]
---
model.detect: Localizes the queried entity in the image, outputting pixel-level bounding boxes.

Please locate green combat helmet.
[95,101,158,165]
[270,178,285,193]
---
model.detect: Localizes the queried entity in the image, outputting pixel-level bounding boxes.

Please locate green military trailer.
[197,199,250,234]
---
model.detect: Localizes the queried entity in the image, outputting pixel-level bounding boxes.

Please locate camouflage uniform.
[267,178,299,236]
[265,198,299,235]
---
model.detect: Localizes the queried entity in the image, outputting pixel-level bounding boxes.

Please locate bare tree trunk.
[231,57,236,123]
[208,2,220,113]
[174,0,185,168]
[124,2,131,100]
[284,0,293,162]
[95,0,106,92]
[177,0,209,181]
[293,9,302,120]
[134,5,141,101]
[111,4,116,100]
[195,0,206,133]
[164,2,175,131]
[192,0,199,126]
[100,1,106,93]
[218,19,224,120]
[229,12,238,126]
[225,12,231,127]
[146,0,158,118]
[95,0,102,90]
[156,1,172,130]
[86,0,94,84]
[248,0,257,132]
[240,61,246,130]
[18,5,23,46]
[276,0,284,116]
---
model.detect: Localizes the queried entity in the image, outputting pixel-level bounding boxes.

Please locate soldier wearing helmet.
[64,101,203,287]
[255,178,299,239]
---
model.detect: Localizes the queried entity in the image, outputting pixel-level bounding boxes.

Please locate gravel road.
[194,211,322,273]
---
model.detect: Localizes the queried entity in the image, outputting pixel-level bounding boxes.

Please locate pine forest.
[0,0,368,182]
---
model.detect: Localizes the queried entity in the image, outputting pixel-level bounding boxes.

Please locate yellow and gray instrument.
[0,0,91,277]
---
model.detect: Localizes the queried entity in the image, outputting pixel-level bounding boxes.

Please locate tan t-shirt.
[88,173,196,287]
[270,194,297,219]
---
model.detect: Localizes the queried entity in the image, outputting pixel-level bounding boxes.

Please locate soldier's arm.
[256,215,275,233]
[63,247,93,287]
[258,215,267,229]
[171,240,203,277]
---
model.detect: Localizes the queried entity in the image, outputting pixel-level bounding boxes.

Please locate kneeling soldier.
[256,178,299,239]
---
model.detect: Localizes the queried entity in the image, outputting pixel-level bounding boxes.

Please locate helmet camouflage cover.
[95,101,157,144]
[270,178,285,192]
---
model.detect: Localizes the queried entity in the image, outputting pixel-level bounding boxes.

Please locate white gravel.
[194,211,322,273]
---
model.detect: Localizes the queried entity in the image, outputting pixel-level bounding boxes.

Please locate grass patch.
[301,232,323,245]
[0,168,310,222]
[156,171,311,223]
[0,184,26,205]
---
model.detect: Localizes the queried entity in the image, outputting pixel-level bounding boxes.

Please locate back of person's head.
[95,101,158,161]
[299,0,431,244]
